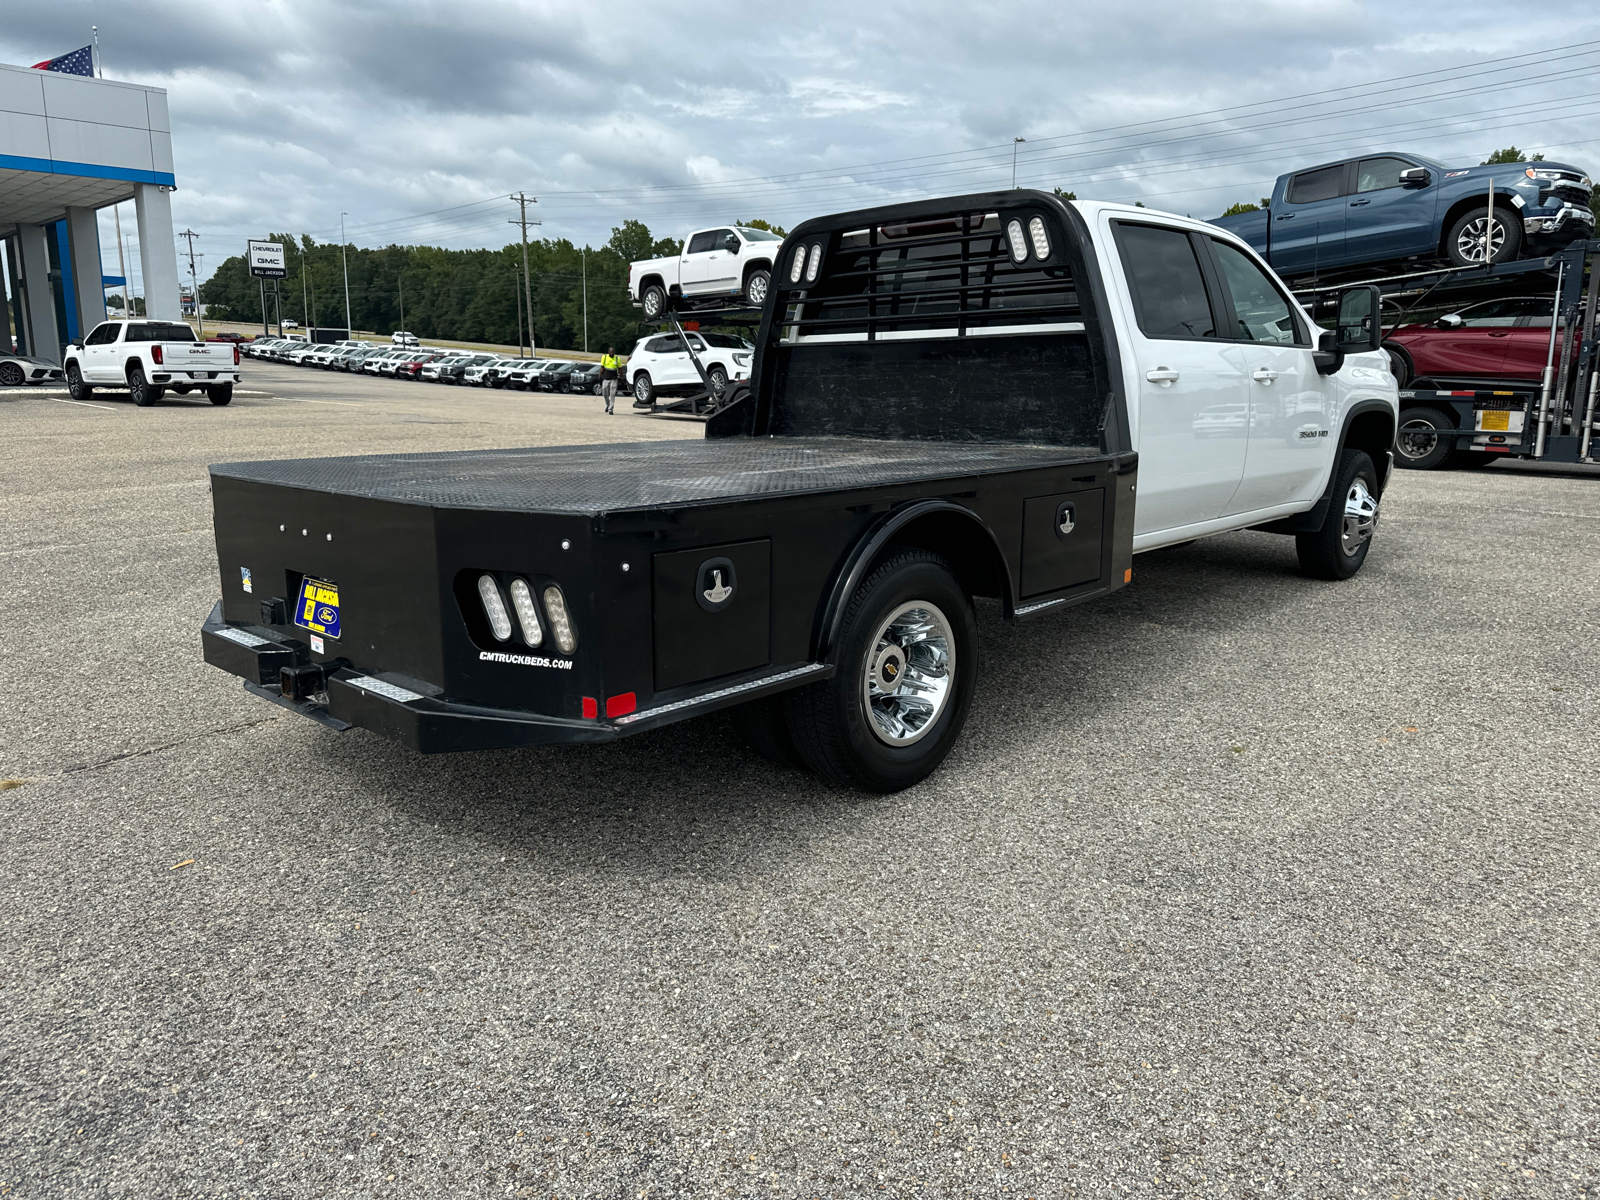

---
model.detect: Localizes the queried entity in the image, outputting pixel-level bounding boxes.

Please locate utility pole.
[340,212,353,338]
[581,247,588,353]
[513,265,525,356]
[1012,137,1026,189]
[509,193,540,357]
[398,274,404,336]
[300,243,310,330]
[178,228,203,336]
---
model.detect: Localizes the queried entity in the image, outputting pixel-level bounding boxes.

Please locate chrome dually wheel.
[862,601,956,746]
[1340,478,1379,557]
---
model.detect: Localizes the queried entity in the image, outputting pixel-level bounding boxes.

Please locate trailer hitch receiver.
[281,661,342,703]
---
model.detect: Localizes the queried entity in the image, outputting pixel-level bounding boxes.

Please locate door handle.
[1488,331,1510,338]
[1275,213,1295,221]
[1145,367,1179,386]
[1349,199,1371,207]
[1252,367,1278,384]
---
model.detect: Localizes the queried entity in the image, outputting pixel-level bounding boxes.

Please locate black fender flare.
[813,499,1012,662]
[124,357,145,381]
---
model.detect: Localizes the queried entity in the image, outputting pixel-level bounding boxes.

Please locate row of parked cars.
[240,336,618,395]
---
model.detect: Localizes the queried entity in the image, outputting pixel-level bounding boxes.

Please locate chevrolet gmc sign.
[247,240,286,279]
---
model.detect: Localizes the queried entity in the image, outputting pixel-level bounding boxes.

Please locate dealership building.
[0,60,181,363]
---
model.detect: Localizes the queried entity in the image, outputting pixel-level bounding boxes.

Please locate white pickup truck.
[629,225,786,318]
[64,319,242,406]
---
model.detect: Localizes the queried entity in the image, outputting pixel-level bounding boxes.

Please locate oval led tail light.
[508,578,543,647]
[542,585,577,655]
[477,574,512,641]
[805,242,823,282]
[1006,219,1028,263]
[789,249,806,283]
[1028,216,1050,259]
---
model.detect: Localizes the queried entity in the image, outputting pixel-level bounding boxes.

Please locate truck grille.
[780,208,1080,343]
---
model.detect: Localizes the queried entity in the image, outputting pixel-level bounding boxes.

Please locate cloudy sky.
[5,1,1600,288]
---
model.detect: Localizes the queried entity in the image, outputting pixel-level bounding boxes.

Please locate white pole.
[112,203,128,316]
[1012,137,1025,189]
[340,212,352,338]
[582,247,588,353]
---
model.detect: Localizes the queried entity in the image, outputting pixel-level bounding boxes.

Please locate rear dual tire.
[736,549,976,792]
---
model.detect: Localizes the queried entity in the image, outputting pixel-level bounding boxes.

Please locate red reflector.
[606,693,637,718]
[682,321,700,331]
[582,697,598,719]
[151,344,164,364]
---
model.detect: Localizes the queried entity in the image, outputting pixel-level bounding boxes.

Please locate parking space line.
[48,397,116,411]
[283,397,363,406]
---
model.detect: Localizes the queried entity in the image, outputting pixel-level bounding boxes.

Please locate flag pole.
[92,26,101,78]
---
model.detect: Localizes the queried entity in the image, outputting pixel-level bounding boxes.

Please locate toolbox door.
[652,539,772,690]
[1020,489,1104,597]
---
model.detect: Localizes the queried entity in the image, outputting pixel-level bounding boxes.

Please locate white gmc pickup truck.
[64,319,242,406]
[629,225,786,318]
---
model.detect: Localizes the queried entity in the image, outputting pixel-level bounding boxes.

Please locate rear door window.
[1286,164,1347,204]
[1113,223,1218,340]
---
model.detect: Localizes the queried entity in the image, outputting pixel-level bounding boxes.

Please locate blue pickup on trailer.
[1213,152,1593,279]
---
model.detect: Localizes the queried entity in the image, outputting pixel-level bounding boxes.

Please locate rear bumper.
[200,601,831,754]
[152,370,240,384]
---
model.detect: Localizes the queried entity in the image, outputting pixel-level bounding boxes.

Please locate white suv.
[626,331,753,405]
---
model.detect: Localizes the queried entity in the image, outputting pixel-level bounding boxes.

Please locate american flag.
[32,45,94,77]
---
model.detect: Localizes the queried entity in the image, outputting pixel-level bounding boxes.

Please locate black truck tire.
[784,549,977,792]
[207,384,233,406]
[729,695,809,770]
[707,365,729,394]
[743,268,771,307]
[1296,450,1380,581]
[641,284,667,320]
[632,372,655,406]
[128,365,163,406]
[1446,203,1522,267]
[1395,405,1457,470]
[65,362,93,398]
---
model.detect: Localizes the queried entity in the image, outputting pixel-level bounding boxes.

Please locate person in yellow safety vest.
[599,347,621,414]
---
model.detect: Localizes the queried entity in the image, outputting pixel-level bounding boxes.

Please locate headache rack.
[716,190,1122,451]
[777,208,1082,343]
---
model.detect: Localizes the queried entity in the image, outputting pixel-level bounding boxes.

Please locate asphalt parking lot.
[2,362,1597,1199]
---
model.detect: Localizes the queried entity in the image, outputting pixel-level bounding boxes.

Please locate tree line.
[198,219,706,352]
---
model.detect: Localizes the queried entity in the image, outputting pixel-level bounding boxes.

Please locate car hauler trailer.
[200,191,1394,792]
[1297,239,1600,468]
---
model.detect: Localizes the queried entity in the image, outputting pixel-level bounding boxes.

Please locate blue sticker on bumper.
[293,576,341,639]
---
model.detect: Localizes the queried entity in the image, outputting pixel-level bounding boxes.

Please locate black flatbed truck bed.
[202,436,1132,750]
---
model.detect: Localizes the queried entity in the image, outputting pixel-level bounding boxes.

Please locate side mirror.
[724,236,741,253]
[1437,312,1463,329]
[1336,285,1383,353]
[1399,167,1431,187]
[1313,330,1344,376]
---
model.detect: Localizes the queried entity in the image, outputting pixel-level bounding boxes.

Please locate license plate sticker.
[293,576,341,639]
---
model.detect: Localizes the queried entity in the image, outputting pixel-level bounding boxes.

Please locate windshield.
[702,333,752,349]
[736,227,784,242]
